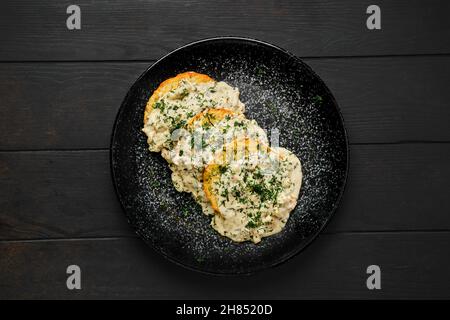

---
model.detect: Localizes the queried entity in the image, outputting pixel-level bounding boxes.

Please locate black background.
[0,0,449,299]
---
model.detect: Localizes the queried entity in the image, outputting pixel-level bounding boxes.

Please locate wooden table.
[1,0,449,299]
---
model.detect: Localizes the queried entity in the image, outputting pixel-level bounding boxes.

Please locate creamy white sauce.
[210,147,302,243]
[143,79,244,152]
[142,75,302,243]
[162,112,269,215]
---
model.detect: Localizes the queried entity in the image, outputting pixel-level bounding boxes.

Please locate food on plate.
[142,72,302,243]
[161,108,268,215]
[142,72,244,152]
[203,139,302,243]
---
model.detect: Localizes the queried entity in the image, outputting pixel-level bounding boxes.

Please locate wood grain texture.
[308,56,450,144]
[0,0,448,300]
[0,0,449,61]
[1,56,450,150]
[327,143,450,232]
[1,233,449,299]
[0,62,144,150]
[0,150,132,239]
[1,144,449,240]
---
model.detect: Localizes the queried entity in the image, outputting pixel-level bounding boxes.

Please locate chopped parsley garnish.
[221,188,229,201]
[254,170,264,179]
[248,176,282,204]
[218,165,228,174]
[246,212,262,229]
[181,207,190,217]
[246,220,258,228]
[179,88,189,99]
[154,100,166,112]
[313,95,323,104]
[170,118,186,133]
[255,67,265,76]
[222,124,231,134]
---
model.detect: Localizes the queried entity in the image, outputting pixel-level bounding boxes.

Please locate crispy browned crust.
[186,108,236,130]
[143,72,214,124]
[203,163,222,213]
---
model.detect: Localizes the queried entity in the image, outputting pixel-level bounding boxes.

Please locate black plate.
[111,37,348,274]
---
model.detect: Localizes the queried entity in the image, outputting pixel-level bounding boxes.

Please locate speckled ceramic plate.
[111,37,348,274]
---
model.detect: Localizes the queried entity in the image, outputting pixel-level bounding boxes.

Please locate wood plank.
[1,144,449,240]
[0,150,133,239]
[0,62,144,150]
[0,0,449,61]
[1,233,449,299]
[326,143,450,232]
[1,56,450,150]
[308,56,450,144]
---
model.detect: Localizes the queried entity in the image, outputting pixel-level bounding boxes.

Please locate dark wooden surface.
[1,233,450,299]
[2,57,450,150]
[1,0,450,60]
[0,0,449,299]
[1,144,450,240]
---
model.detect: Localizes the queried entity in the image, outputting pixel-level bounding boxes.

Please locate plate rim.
[110,36,350,275]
